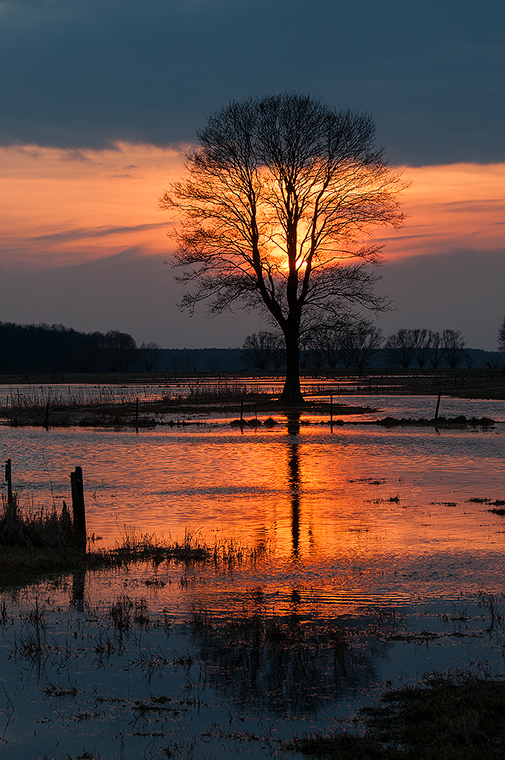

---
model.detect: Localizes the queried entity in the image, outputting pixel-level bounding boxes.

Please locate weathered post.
[5,459,15,518]
[434,391,442,421]
[70,466,87,552]
[135,397,139,429]
[330,395,333,427]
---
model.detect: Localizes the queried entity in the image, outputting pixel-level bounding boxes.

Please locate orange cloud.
[379,163,505,259]
[0,142,187,266]
[0,145,503,268]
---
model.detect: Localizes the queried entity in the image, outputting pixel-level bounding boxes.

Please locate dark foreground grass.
[295,672,505,759]
[0,533,210,588]
[0,494,210,588]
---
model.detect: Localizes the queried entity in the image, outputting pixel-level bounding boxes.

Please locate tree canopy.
[160,94,407,403]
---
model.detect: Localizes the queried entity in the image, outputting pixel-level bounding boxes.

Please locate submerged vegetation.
[296,673,505,759]
[3,488,505,757]
[3,578,505,758]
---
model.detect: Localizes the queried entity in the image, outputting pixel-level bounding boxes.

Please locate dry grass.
[0,492,73,548]
[0,497,210,588]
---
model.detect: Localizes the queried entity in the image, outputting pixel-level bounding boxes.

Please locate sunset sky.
[0,0,504,349]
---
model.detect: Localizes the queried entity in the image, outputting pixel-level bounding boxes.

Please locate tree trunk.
[279,323,305,405]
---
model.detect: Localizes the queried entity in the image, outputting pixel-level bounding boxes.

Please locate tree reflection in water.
[286,413,301,559]
[189,597,391,717]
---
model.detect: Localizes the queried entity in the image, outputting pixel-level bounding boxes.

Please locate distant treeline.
[0,321,244,374]
[0,321,500,376]
[0,322,140,374]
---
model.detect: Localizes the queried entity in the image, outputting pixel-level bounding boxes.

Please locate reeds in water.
[0,492,73,549]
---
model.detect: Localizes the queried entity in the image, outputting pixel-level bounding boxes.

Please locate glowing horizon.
[0,142,503,270]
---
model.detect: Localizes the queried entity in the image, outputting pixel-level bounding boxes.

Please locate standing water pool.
[1,398,505,759]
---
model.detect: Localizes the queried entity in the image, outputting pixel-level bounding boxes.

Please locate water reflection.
[190,603,389,716]
[70,569,86,611]
[3,421,505,606]
[4,402,505,757]
[286,413,301,559]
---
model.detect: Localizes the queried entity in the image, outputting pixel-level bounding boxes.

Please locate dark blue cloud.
[0,0,503,164]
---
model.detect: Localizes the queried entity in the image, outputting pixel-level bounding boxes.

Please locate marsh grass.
[296,672,505,759]
[0,491,266,590]
[0,492,73,548]
[0,508,211,588]
[4,580,505,758]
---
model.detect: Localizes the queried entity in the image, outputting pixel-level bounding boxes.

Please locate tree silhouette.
[498,317,505,353]
[160,94,407,403]
[442,329,466,369]
[241,331,283,370]
[139,341,162,372]
[104,330,137,372]
[342,320,383,374]
[385,328,416,369]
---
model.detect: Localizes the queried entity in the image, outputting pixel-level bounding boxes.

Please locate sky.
[0,0,504,350]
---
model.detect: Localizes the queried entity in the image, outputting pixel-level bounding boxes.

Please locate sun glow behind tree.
[0,142,503,350]
[160,94,408,403]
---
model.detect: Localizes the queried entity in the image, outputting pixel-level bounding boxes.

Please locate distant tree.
[241,331,282,370]
[385,329,416,369]
[0,320,122,373]
[442,329,466,369]
[411,328,431,369]
[498,317,505,353]
[314,326,345,369]
[487,351,503,369]
[139,341,162,372]
[301,331,327,370]
[271,340,286,370]
[427,330,444,369]
[342,320,383,374]
[104,330,137,372]
[160,93,407,404]
[169,350,183,372]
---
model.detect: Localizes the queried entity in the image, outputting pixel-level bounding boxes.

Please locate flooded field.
[2,394,505,758]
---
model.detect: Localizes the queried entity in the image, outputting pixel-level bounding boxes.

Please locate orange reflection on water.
[68,423,504,570]
[3,421,505,606]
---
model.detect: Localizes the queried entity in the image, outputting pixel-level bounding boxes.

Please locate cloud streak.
[1,146,503,268]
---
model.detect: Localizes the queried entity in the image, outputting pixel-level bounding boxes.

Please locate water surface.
[2,398,505,759]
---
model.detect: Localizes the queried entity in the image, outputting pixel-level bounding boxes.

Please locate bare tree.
[160,94,407,404]
[312,326,344,369]
[241,331,282,370]
[385,329,416,369]
[412,328,431,369]
[342,320,383,374]
[498,317,505,353]
[301,330,327,370]
[139,341,162,372]
[104,330,137,372]
[427,330,444,369]
[442,329,466,369]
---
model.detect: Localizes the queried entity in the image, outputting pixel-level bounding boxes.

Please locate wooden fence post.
[70,466,87,552]
[5,459,16,518]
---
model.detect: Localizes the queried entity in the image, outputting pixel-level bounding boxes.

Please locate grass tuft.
[0,493,73,549]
